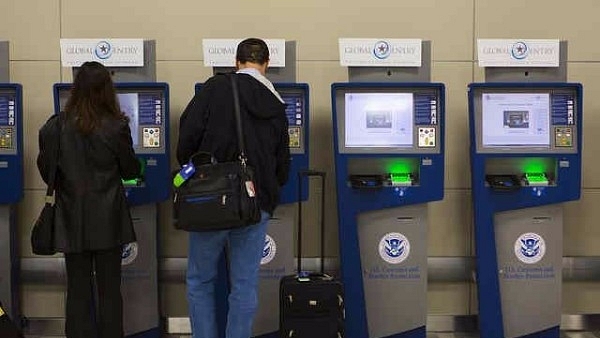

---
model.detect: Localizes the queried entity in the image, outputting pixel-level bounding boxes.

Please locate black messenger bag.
[173,74,261,231]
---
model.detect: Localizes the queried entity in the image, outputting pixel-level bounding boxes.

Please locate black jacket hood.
[222,72,285,120]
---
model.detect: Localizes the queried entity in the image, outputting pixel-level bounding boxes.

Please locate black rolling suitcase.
[0,301,23,338]
[280,170,344,338]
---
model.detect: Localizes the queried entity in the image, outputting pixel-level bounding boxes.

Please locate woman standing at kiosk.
[37,61,141,338]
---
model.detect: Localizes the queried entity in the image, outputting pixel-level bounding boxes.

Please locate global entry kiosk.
[0,37,593,337]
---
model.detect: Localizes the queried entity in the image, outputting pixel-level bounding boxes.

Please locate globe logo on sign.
[515,232,546,264]
[511,41,529,60]
[373,40,391,60]
[95,40,113,60]
[121,242,138,266]
[261,234,276,265]
[378,232,410,264]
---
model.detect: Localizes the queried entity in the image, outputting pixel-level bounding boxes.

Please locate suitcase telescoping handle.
[297,170,326,276]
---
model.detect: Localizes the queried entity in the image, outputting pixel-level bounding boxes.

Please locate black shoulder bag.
[31,114,61,255]
[173,74,262,231]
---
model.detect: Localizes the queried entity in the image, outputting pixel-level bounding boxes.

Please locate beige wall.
[4,0,600,320]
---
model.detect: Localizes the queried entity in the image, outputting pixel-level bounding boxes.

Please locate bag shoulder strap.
[229,74,247,163]
[46,113,62,202]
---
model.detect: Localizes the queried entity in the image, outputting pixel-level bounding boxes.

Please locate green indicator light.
[525,172,548,186]
[387,161,413,176]
[522,159,547,175]
[122,158,146,187]
[122,178,141,187]
[391,173,412,186]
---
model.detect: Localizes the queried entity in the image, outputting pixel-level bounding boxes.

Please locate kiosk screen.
[56,85,166,152]
[482,93,550,147]
[344,93,414,148]
[116,91,164,150]
[471,84,579,154]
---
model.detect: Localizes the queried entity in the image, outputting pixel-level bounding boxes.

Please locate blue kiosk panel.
[469,83,583,338]
[53,83,171,206]
[332,82,445,338]
[0,83,23,323]
[0,84,23,204]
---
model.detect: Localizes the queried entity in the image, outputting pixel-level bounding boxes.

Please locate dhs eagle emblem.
[378,232,410,264]
[260,234,277,265]
[514,232,546,264]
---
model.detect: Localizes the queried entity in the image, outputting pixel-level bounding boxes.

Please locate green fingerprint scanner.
[524,172,549,186]
[390,173,413,186]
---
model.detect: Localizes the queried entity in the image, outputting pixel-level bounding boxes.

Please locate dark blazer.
[177,73,291,214]
[37,113,141,253]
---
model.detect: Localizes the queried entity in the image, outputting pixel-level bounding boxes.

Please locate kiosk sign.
[339,38,422,67]
[477,39,560,67]
[202,39,285,67]
[60,39,144,67]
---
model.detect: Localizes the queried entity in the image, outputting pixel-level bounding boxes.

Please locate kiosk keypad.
[0,127,13,149]
[555,127,573,147]
[143,127,161,148]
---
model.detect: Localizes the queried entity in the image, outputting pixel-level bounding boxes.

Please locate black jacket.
[177,73,290,214]
[37,113,140,253]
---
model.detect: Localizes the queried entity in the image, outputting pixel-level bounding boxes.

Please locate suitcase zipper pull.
[222,194,227,205]
[287,294,293,304]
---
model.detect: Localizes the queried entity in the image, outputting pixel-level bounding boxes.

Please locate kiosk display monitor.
[54,84,168,154]
[471,85,579,154]
[345,93,414,148]
[333,85,442,154]
[482,93,550,148]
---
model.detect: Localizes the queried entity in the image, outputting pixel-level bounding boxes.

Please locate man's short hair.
[236,38,270,65]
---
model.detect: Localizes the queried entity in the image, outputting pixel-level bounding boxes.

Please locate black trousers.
[64,247,123,338]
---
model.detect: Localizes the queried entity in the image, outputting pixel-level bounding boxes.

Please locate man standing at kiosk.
[177,38,290,338]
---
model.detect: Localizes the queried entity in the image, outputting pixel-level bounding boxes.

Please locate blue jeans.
[187,211,269,338]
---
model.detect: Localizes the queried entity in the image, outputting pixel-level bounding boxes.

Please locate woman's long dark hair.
[64,61,124,134]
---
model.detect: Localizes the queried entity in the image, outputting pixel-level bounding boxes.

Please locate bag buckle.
[45,194,55,206]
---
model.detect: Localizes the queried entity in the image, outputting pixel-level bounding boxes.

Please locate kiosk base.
[495,205,562,338]
[0,205,17,324]
[253,203,295,337]
[358,204,428,338]
[122,204,159,337]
